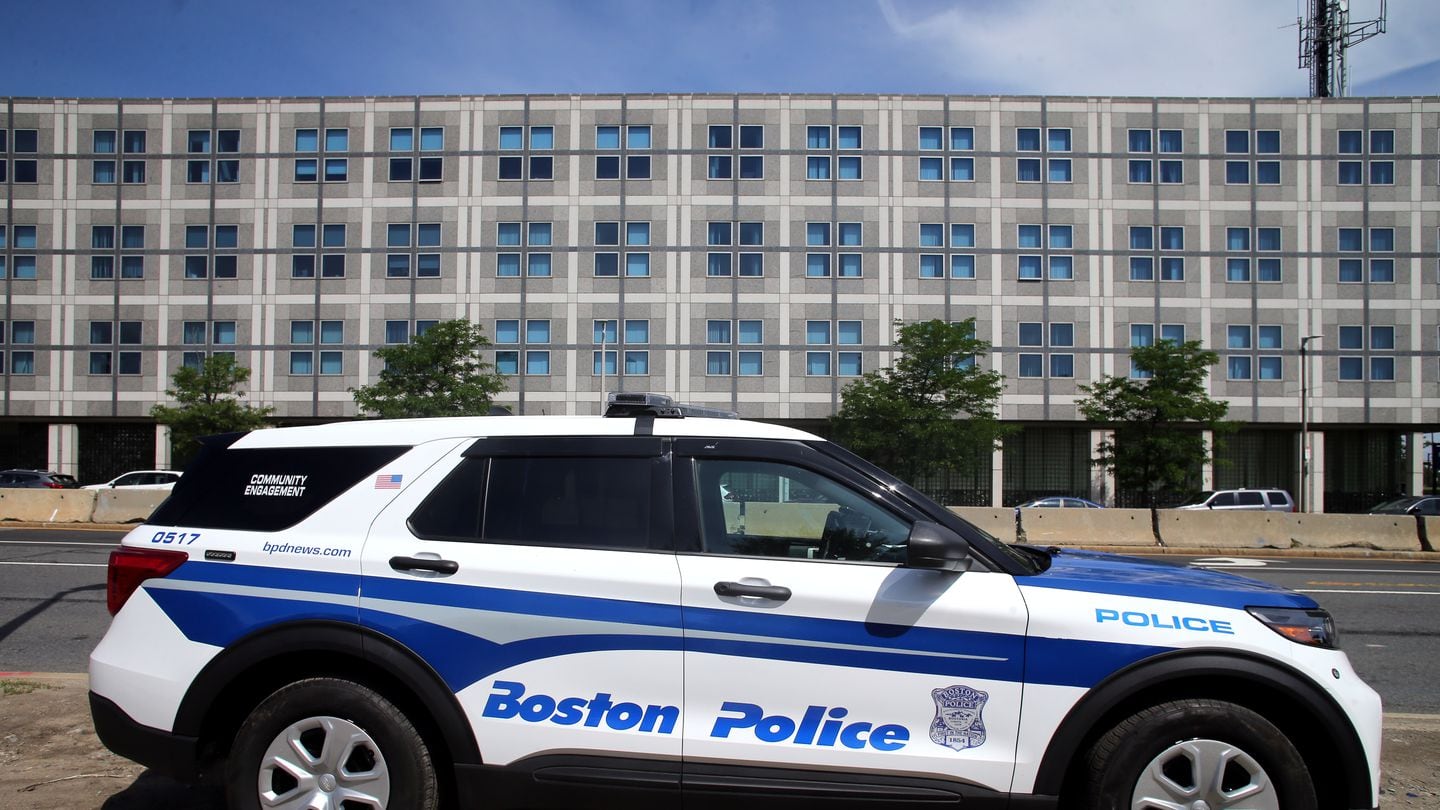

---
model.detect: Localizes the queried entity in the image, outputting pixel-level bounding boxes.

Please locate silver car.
[1175,489,1295,512]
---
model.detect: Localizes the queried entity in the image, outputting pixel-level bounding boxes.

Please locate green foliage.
[831,319,1008,484]
[351,319,507,419]
[151,354,273,465]
[1077,340,1233,509]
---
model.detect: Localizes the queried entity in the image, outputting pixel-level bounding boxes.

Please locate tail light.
[107,547,188,615]
[45,482,65,489]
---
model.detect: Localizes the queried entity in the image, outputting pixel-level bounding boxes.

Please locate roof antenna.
[1298,0,1387,97]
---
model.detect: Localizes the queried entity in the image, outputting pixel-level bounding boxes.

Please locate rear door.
[672,439,1029,803]
[360,436,684,789]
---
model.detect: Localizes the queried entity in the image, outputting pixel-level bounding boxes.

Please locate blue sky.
[2,0,1435,98]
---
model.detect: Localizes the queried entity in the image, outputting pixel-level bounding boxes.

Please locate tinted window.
[1211,493,1237,507]
[1264,491,1290,507]
[411,454,666,551]
[1236,492,1265,507]
[149,443,408,531]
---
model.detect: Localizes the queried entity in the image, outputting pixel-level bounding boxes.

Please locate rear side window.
[149,444,408,531]
[1264,491,1290,507]
[409,455,667,551]
[1236,491,1265,507]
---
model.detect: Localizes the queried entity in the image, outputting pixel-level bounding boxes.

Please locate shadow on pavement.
[101,770,226,809]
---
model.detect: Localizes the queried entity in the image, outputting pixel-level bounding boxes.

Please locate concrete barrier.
[91,490,169,524]
[950,508,1018,543]
[1159,510,1293,549]
[1281,513,1421,551]
[1018,508,1158,547]
[0,489,96,523]
[1423,517,1438,553]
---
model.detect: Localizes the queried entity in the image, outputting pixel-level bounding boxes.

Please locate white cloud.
[877,0,1435,97]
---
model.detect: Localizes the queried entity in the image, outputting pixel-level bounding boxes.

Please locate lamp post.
[1299,335,1323,513]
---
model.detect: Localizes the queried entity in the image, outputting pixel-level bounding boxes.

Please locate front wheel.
[1082,698,1317,810]
[225,677,438,810]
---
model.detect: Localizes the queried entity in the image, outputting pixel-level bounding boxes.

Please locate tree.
[151,354,274,465]
[352,319,507,418]
[1077,340,1232,540]
[830,319,1008,490]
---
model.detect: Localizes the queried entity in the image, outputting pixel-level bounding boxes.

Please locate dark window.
[410,452,664,550]
[1236,491,1265,507]
[148,444,410,532]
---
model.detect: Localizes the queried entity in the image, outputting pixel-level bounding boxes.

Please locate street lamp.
[1299,335,1323,513]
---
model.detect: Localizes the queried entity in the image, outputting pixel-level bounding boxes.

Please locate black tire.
[1082,698,1317,810]
[225,677,438,810]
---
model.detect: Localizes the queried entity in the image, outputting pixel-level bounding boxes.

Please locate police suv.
[91,394,1381,810]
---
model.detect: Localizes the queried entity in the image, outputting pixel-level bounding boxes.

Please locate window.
[950,157,974,181]
[707,125,732,149]
[1048,159,1072,182]
[837,155,861,179]
[1338,161,1363,185]
[739,221,762,244]
[1017,224,1042,249]
[1128,129,1152,153]
[1048,128,1072,152]
[708,155,732,180]
[807,222,831,247]
[806,254,830,278]
[806,156,830,180]
[806,351,831,376]
[1256,161,1280,184]
[1370,161,1394,185]
[1129,160,1153,183]
[1016,128,1040,151]
[707,253,732,277]
[1018,255,1042,281]
[706,320,732,345]
[1017,158,1041,182]
[1225,130,1249,154]
[1049,256,1073,280]
[739,125,763,148]
[1256,130,1280,154]
[1158,160,1183,183]
[527,253,552,277]
[1160,226,1184,251]
[919,126,942,150]
[918,223,943,248]
[951,127,974,150]
[807,126,830,149]
[919,157,943,181]
[1050,323,1074,378]
[1225,161,1249,184]
[213,321,237,345]
[1369,130,1394,154]
[1160,257,1185,281]
[1158,130,1183,153]
[837,126,861,149]
[837,222,862,247]
[919,254,944,279]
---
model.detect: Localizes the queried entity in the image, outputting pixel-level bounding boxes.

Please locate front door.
[673,439,1029,803]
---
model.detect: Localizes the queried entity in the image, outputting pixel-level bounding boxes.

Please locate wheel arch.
[1032,649,1371,809]
[172,620,482,779]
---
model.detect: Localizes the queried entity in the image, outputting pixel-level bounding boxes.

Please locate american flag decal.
[374,474,403,489]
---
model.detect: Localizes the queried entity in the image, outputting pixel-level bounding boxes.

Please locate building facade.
[1,94,1437,508]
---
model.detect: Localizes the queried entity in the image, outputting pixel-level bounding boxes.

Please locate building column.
[156,424,172,470]
[48,423,80,477]
[1200,430,1214,490]
[1091,429,1115,506]
[991,440,1005,508]
[1307,430,1327,513]
[1411,432,1427,497]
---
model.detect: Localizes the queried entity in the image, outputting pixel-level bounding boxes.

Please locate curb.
[1063,545,1440,561]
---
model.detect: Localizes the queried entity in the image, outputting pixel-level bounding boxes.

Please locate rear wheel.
[225,677,438,810]
[1083,698,1317,810]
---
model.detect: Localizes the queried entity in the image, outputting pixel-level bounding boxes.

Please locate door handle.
[714,581,791,601]
[389,556,459,575]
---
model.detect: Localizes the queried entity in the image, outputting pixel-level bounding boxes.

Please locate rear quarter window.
[148,444,409,532]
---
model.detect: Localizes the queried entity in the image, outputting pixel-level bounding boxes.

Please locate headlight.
[1247,606,1339,649]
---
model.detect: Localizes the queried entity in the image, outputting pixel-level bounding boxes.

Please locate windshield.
[1179,491,1215,506]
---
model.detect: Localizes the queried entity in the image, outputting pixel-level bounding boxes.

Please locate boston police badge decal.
[929,684,988,751]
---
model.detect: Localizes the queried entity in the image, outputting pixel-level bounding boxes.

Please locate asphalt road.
[3,527,1439,713]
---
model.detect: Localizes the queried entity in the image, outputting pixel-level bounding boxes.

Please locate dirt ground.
[2,674,1437,809]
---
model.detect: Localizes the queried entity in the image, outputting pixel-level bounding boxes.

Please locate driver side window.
[694,458,909,563]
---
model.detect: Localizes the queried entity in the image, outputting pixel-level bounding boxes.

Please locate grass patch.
[1,679,52,696]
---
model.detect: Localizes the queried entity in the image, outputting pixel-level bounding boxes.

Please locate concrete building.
[1,94,1436,509]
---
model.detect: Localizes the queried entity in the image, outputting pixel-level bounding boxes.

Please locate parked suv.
[1175,488,1295,512]
[0,469,80,489]
[90,394,1380,810]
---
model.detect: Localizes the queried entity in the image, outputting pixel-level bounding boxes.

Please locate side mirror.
[905,520,971,572]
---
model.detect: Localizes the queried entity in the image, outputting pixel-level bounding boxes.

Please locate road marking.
[0,561,107,568]
[1191,558,1280,568]
[1297,588,1440,595]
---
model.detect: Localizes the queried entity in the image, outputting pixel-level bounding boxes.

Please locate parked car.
[1175,488,1295,512]
[90,393,1380,810]
[1016,496,1105,509]
[1368,496,1440,517]
[83,470,182,491]
[0,469,80,489]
